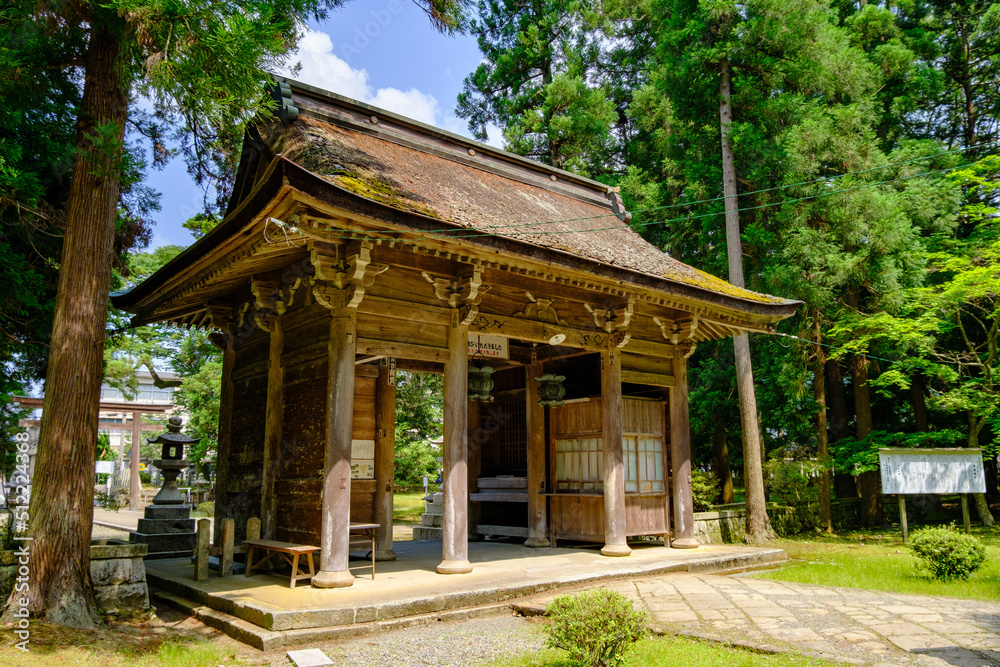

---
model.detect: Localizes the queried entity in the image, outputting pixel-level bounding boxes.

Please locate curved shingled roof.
[254,98,790,307]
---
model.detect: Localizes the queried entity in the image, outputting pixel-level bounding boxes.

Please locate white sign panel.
[468,333,508,360]
[351,439,375,460]
[879,449,986,495]
[95,461,114,475]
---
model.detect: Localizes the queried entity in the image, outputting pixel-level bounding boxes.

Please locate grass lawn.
[493,634,836,667]
[394,490,428,524]
[756,524,1000,602]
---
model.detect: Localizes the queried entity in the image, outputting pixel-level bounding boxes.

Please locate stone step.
[420,513,442,528]
[411,526,441,540]
[151,589,507,651]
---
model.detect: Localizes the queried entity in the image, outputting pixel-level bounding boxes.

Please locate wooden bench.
[244,539,320,589]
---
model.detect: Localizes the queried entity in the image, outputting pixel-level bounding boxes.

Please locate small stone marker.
[286,648,333,667]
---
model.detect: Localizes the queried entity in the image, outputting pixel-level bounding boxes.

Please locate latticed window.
[624,436,665,492]
[555,437,603,491]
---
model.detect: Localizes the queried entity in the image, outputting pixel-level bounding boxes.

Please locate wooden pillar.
[670,347,698,548]
[601,346,630,557]
[129,409,141,510]
[313,302,357,588]
[525,359,550,547]
[373,358,397,561]
[260,317,284,539]
[213,335,235,545]
[438,311,473,574]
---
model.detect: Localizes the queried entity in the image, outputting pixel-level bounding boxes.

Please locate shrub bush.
[195,501,215,517]
[544,589,647,667]
[691,469,719,511]
[909,524,987,581]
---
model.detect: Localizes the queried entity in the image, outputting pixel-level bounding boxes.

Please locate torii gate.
[13,396,173,510]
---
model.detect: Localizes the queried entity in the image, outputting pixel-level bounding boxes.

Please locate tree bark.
[720,56,771,543]
[967,412,994,527]
[850,345,885,527]
[911,373,928,432]
[2,17,127,629]
[712,424,734,505]
[826,358,857,499]
[814,318,832,532]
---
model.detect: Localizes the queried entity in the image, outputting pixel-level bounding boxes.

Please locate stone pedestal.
[130,504,197,559]
[413,492,444,540]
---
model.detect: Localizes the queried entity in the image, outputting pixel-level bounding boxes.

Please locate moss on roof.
[258,117,787,305]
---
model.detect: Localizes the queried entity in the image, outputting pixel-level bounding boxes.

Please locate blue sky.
[146,1,491,249]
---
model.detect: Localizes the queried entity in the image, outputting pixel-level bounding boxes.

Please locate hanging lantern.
[468,365,495,402]
[535,374,566,407]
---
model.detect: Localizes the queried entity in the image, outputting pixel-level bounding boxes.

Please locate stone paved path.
[522,573,1000,666]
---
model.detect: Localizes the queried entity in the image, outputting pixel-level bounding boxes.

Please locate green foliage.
[195,501,215,517]
[95,488,128,512]
[910,525,988,581]
[171,360,221,464]
[691,469,719,511]
[394,371,443,486]
[764,458,826,505]
[544,589,648,667]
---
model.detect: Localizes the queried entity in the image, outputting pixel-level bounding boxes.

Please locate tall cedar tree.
[457,0,619,174]
[2,0,465,629]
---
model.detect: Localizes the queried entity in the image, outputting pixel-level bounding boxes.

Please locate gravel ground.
[302,613,547,667]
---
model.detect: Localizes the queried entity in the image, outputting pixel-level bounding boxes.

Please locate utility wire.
[276,156,984,245]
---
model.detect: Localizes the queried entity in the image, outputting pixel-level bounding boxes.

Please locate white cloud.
[284,29,463,136]
[369,88,440,126]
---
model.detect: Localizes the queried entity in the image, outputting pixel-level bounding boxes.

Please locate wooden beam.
[622,370,675,388]
[467,311,611,350]
[620,338,676,358]
[601,347,630,557]
[395,358,444,374]
[438,311,473,574]
[357,338,449,363]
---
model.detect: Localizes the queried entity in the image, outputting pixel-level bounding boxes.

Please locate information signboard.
[468,333,508,360]
[878,448,986,495]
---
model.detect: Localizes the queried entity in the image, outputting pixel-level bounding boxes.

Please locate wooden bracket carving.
[653,314,699,345]
[517,293,568,326]
[423,267,490,324]
[584,296,634,334]
[204,304,235,333]
[311,240,387,310]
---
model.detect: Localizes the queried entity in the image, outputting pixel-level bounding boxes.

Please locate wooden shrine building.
[112,79,798,588]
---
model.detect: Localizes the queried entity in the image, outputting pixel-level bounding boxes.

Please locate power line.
[278,155,983,245]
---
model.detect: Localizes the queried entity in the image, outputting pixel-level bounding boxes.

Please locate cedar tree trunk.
[851,349,885,527]
[712,424,734,505]
[720,57,772,543]
[814,318,832,532]
[826,359,857,499]
[2,17,127,628]
[967,412,995,526]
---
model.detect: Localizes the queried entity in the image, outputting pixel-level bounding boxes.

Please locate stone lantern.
[129,416,199,558]
[149,416,198,505]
